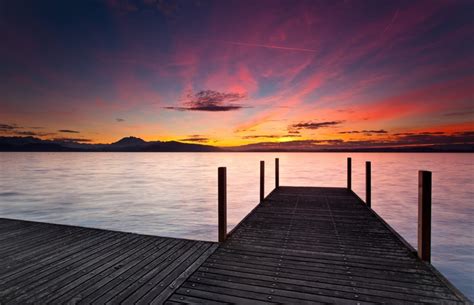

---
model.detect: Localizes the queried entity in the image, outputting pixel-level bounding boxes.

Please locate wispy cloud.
[0,123,19,131]
[52,137,92,143]
[178,135,210,143]
[0,123,54,137]
[165,90,248,112]
[237,130,474,150]
[443,110,474,117]
[391,131,473,145]
[290,121,344,130]
[13,131,55,136]
[208,39,317,53]
[339,129,388,135]
[242,134,301,139]
[1,1,473,145]
[58,129,80,133]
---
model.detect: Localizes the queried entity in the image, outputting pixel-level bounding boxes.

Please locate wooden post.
[418,170,432,262]
[218,167,227,243]
[260,161,265,202]
[275,158,279,189]
[366,161,371,208]
[347,157,352,190]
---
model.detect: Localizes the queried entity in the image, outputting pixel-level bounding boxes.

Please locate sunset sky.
[0,0,473,148]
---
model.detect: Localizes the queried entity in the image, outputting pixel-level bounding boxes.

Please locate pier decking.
[0,218,217,304]
[167,186,469,304]
[0,157,471,304]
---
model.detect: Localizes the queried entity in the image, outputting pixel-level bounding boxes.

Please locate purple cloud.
[52,137,92,143]
[179,135,210,143]
[242,134,301,139]
[290,120,344,130]
[339,129,388,135]
[165,90,248,112]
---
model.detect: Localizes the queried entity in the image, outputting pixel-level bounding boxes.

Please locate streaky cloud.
[291,120,344,130]
[52,137,92,143]
[242,134,301,139]
[14,131,55,137]
[178,135,210,143]
[0,123,54,137]
[339,129,388,135]
[0,123,19,131]
[444,110,474,117]
[207,39,317,53]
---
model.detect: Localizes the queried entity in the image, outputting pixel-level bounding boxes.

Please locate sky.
[0,0,473,148]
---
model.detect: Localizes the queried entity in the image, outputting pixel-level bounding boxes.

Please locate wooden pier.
[0,158,471,304]
[167,186,468,304]
[0,218,217,304]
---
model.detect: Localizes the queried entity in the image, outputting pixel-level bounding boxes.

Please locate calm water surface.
[0,152,473,298]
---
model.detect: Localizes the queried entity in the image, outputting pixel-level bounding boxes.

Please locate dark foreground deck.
[167,187,469,304]
[0,187,470,304]
[0,219,217,304]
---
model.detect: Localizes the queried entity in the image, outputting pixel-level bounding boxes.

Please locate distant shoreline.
[1,136,473,153]
[1,150,473,153]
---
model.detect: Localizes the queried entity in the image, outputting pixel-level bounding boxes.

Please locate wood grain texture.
[0,186,470,304]
[0,218,216,304]
[167,186,470,304]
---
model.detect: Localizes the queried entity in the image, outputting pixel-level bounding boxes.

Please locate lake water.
[0,152,473,298]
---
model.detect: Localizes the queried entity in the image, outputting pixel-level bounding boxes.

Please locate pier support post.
[218,167,227,243]
[418,170,432,262]
[260,161,265,202]
[366,161,371,208]
[275,158,279,189]
[347,157,352,190]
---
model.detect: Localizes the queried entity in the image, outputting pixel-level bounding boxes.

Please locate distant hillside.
[0,136,472,152]
[230,142,474,152]
[111,136,147,147]
[0,137,221,152]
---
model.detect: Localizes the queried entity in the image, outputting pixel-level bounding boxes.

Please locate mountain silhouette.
[111,136,147,147]
[0,136,220,152]
[0,136,472,152]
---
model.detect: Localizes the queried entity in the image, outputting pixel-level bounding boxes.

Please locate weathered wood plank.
[2,233,140,302]
[71,239,184,304]
[149,243,219,305]
[166,186,469,304]
[198,260,453,297]
[167,293,229,304]
[0,231,116,280]
[22,236,167,303]
[0,219,216,304]
[197,264,459,302]
[0,185,470,304]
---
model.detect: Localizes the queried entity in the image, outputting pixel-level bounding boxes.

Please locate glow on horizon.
[0,0,473,148]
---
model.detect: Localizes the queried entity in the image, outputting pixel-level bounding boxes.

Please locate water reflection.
[0,152,472,298]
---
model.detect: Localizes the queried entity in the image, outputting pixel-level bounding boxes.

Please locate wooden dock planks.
[0,186,470,304]
[0,218,217,304]
[166,186,470,305]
